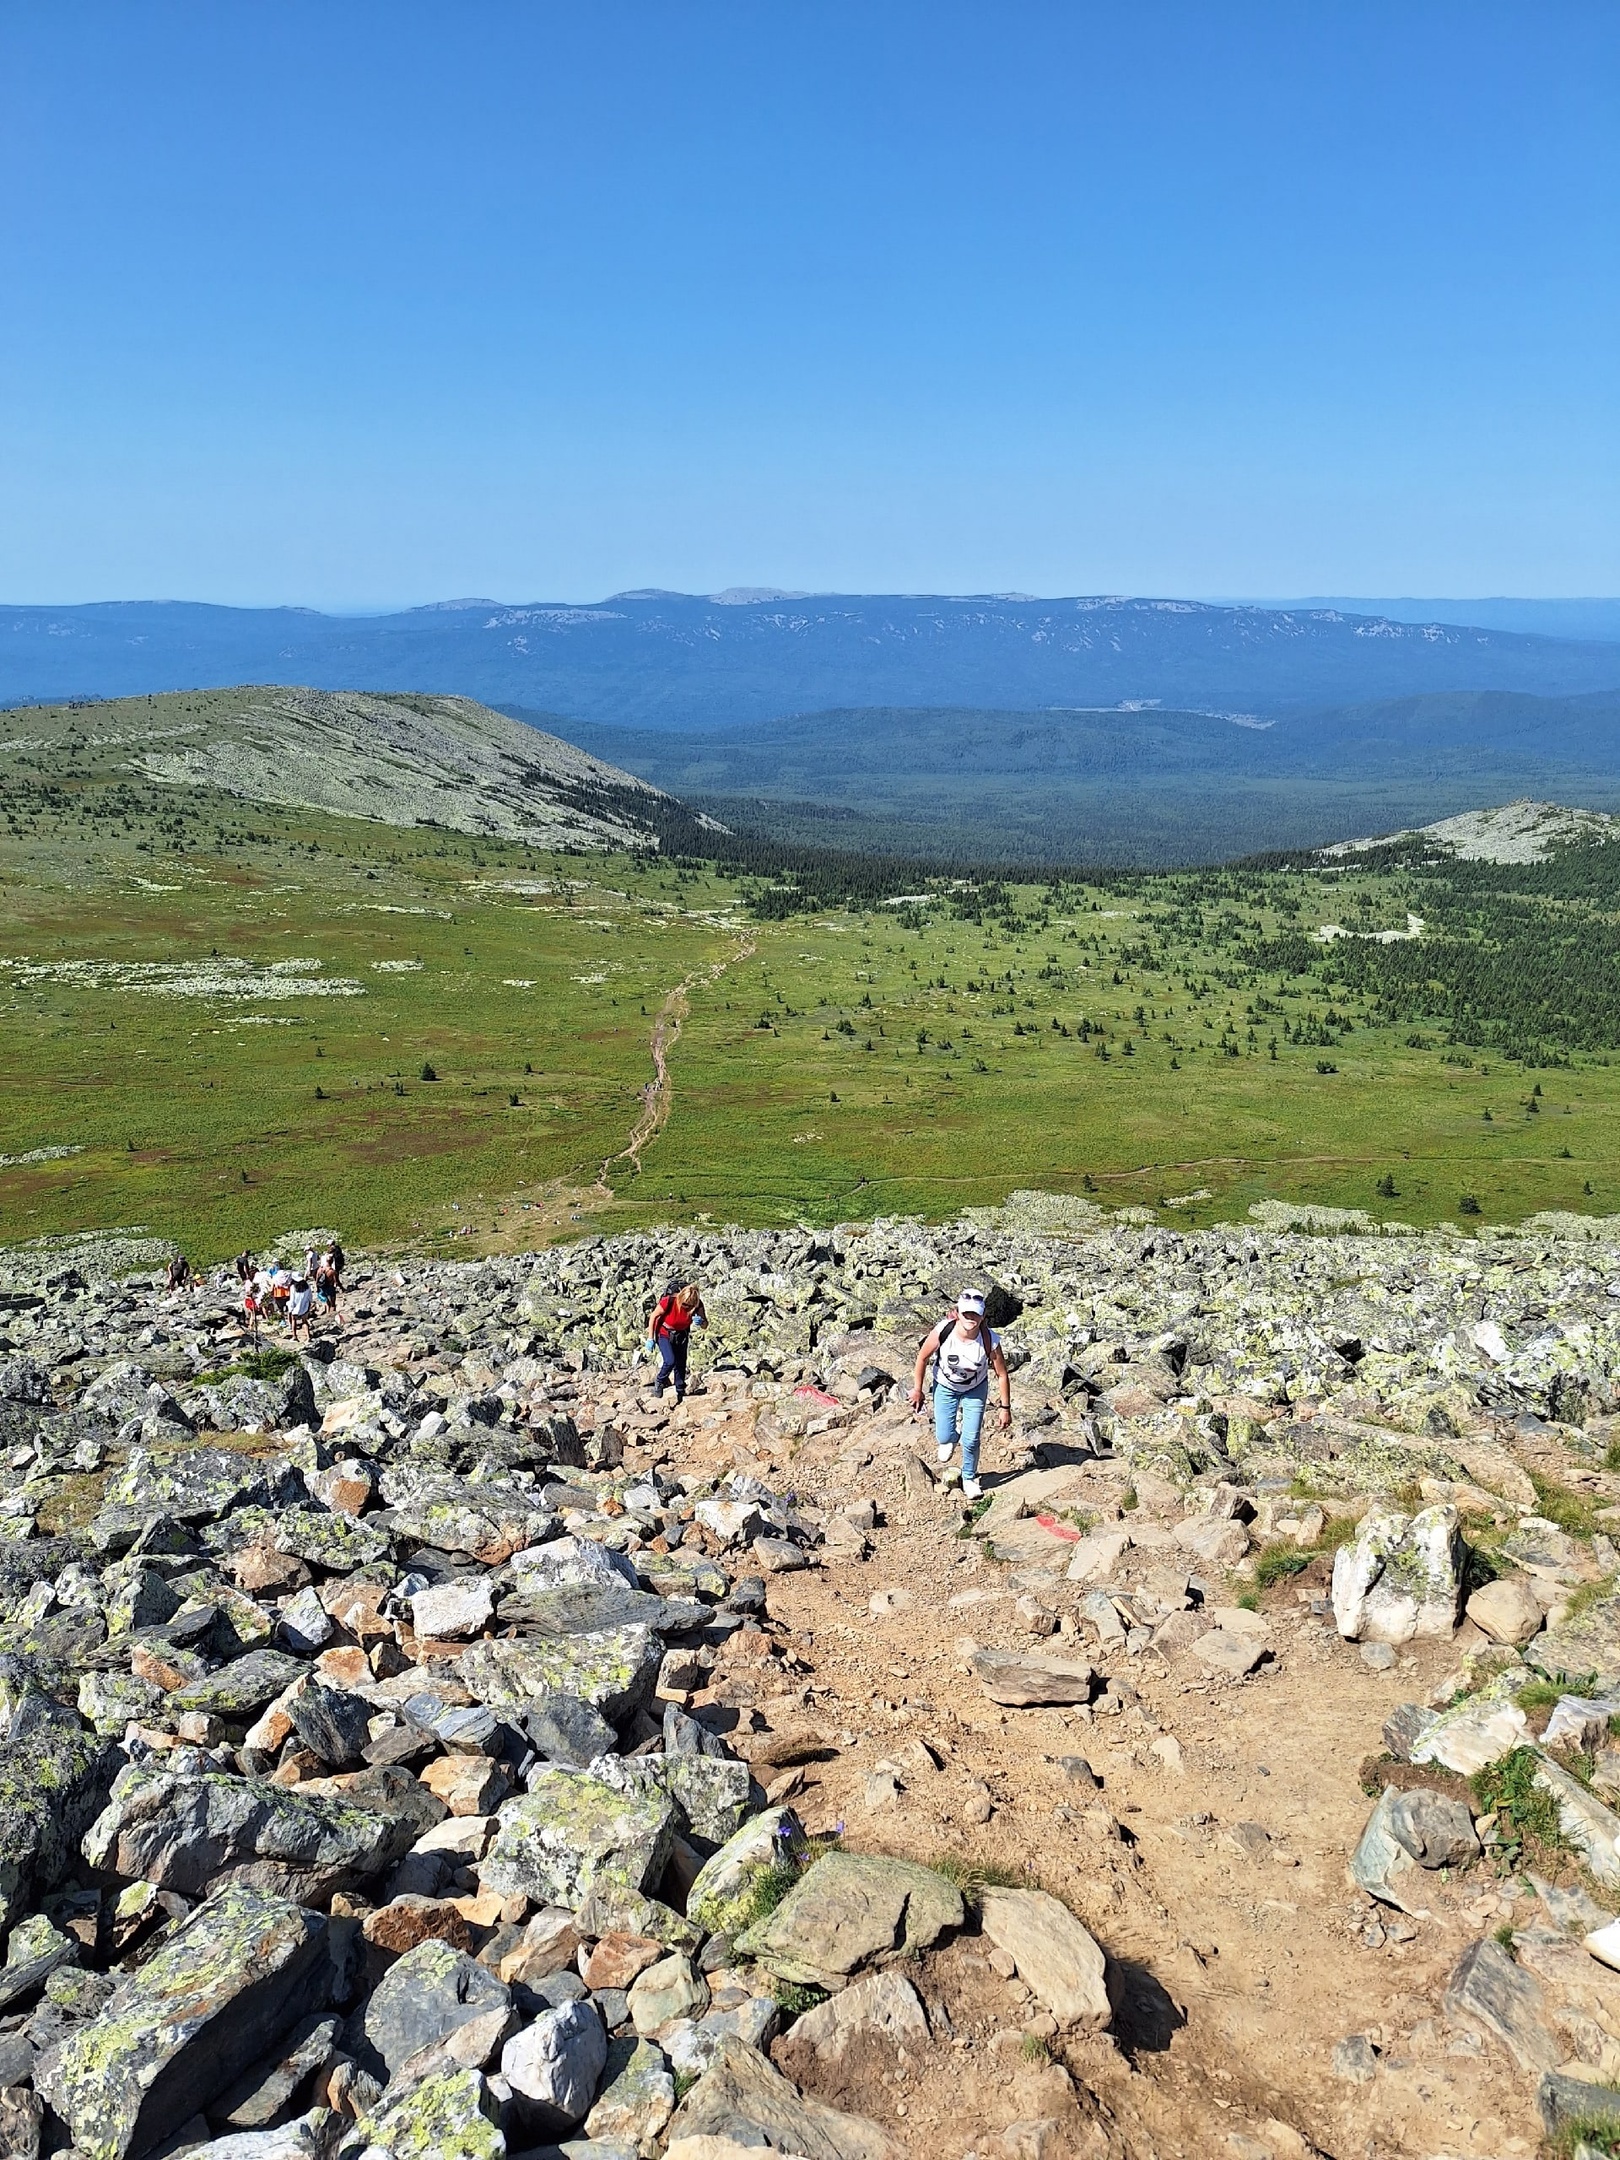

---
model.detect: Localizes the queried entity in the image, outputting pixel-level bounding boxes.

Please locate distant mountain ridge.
[3,591,1617,728]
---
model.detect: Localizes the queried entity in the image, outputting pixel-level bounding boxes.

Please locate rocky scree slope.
[7,1204,1620,2154]
[3,686,720,853]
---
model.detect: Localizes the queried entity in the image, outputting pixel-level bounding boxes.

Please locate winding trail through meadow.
[595,930,758,1191]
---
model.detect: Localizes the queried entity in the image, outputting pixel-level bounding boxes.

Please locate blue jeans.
[934,1381,988,1481]
[655,1331,690,1398]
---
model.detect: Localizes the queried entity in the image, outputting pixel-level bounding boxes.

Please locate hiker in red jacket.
[646,1281,706,1403]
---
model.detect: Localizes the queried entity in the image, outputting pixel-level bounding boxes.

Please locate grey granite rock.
[37,1883,329,2160]
[82,1760,435,1901]
[351,1937,510,2081]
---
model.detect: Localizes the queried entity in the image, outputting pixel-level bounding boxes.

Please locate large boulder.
[460,1628,662,1724]
[82,1760,436,1902]
[92,1444,306,1549]
[1332,1505,1464,1644]
[500,1997,608,2137]
[342,2062,505,2159]
[350,1937,511,2081]
[37,1883,329,2160]
[481,1766,678,1909]
[734,1853,963,1988]
[0,1687,116,1930]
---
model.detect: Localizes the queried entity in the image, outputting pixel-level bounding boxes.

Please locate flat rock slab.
[481,1766,677,1910]
[82,1760,432,1902]
[775,1970,929,2069]
[37,1882,329,2160]
[970,1647,1095,1707]
[496,1580,708,1637]
[460,1627,662,1724]
[978,1887,1111,2030]
[1191,1628,1264,1681]
[735,1852,963,1986]
[664,2033,904,2160]
[1444,1935,1562,2073]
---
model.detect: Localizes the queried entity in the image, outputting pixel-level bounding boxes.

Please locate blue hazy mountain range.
[3,592,1619,730]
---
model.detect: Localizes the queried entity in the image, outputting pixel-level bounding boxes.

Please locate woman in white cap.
[908,1289,1011,1500]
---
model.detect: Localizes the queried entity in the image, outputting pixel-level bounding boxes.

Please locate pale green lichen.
[347,2063,503,2160]
[480,1766,675,1908]
[460,1624,661,1720]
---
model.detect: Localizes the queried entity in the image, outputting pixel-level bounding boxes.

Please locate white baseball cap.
[957,1289,986,1316]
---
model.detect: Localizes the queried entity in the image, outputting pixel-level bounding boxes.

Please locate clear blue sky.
[1,2,1615,606]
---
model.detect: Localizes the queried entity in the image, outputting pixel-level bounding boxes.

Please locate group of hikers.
[646,1278,1010,1500]
[162,1248,1009,1493]
[233,1243,345,1339]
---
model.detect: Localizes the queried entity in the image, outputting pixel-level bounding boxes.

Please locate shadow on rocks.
[1107,1959,1186,2059]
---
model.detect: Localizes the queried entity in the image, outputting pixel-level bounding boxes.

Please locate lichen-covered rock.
[460,1627,662,1724]
[36,1882,329,2160]
[195,1363,318,1435]
[168,1647,309,1719]
[511,1534,638,1592]
[82,1760,433,1901]
[685,1806,809,1935]
[91,1444,306,1548]
[495,1580,707,1638]
[0,1687,116,1930]
[480,1767,677,1909]
[585,2035,676,2151]
[377,1471,554,1564]
[1332,1505,1464,1644]
[340,2061,505,2160]
[593,1751,754,1846]
[77,1668,165,1735]
[734,1852,963,1986]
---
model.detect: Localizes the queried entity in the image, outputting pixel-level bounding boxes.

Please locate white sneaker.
[936,1442,955,1467]
[961,1476,983,1501]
